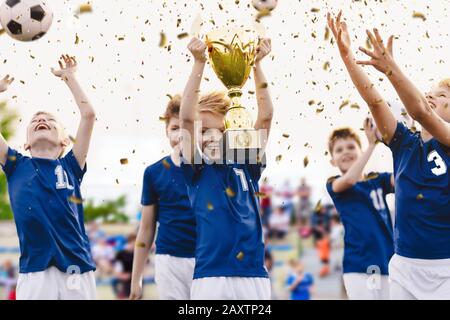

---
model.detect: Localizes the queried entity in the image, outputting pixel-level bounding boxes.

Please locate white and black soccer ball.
[0,0,53,42]
[252,0,278,12]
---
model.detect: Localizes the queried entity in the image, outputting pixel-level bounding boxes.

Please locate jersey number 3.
[427,150,447,176]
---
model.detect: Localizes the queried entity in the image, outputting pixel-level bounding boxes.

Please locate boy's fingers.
[336,10,342,26]
[387,35,394,56]
[373,28,384,47]
[366,30,380,51]
[356,60,376,66]
[358,46,377,59]
[58,61,64,69]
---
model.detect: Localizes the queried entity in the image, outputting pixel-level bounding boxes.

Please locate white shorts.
[16,266,96,300]
[389,254,450,300]
[154,254,195,300]
[343,273,390,300]
[191,277,271,300]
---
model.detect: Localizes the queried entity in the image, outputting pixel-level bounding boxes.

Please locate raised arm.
[253,38,274,142]
[356,28,450,147]
[51,55,96,168]
[180,38,207,164]
[0,75,14,166]
[332,118,380,193]
[130,205,157,300]
[328,12,397,144]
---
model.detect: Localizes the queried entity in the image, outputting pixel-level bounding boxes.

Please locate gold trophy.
[206,28,264,163]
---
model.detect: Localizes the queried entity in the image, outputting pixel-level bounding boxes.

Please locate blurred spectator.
[264,249,277,300]
[286,259,314,300]
[87,221,107,244]
[112,234,136,299]
[260,178,274,229]
[0,260,17,300]
[297,178,312,220]
[311,204,332,277]
[268,206,290,240]
[276,180,295,220]
[91,238,115,277]
[330,215,345,273]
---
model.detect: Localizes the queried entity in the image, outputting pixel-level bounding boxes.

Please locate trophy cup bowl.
[206,28,264,163]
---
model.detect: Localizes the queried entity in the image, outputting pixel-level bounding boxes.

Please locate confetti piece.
[412,11,426,21]
[303,156,309,168]
[236,251,244,261]
[324,27,330,41]
[339,100,350,110]
[75,34,80,45]
[314,200,322,212]
[350,103,360,110]
[207,203,214,211]
[69,135,76,143]
[416,193,424,200]
[258,82,268,89]
[78,3,93,14]
[365,172,379,180]
[162,159,171,169]
[135,242,146,248]
[225,187,236,197]
[68,195,83,204]
[311,8,320,13]
[282,133,290,138]
[323,61,330,71]
[177,32,189,40]
[7,156,16,162]
[159,32,167,47]
[120,158,128,165]
[276,155,282,162]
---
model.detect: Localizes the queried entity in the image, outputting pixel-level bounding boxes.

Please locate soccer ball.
[0,0,53,42]
[252,0,278,12]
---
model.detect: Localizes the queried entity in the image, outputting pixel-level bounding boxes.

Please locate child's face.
[166,117,181,149]
[426,84,450,123]
[25,113,67,153]
[330,138,362,173]
[199,111,225,161]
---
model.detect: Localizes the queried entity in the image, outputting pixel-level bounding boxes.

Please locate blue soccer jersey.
[1,148,96,274]
[387,122,450,259]
[286,272,314,300]
[141,156,196,258]
[181,160,268,280]
[327,172,394,275]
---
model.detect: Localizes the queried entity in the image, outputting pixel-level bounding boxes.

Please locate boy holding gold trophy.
[179,27,274,299]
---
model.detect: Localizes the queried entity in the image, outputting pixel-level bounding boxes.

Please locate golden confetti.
[258,82,268,89]
[365,172,379,181]
[7,155,16,162]
[339,100,350,110]
[303,156,309,168]
[75,34,80,45]
[314,200,322,212]
[177,32,189,40]
[276,155,282,162]
[412,11,426,21]
[416,193,424,200]
[236,251,244,261]
[225,187,236,197]
[78,3,93,14]
[311,8,320,13]
[282,133,290,138]
[159,32,167,47]
[162,159,171,169]
[323,61,330,71]
[324,27,330,41]
[120,158,128,165]
[350,103,360,110]
[135,242,146,249]
[68,195,83,205]
[316,107,325,113]
[207,203,214,211]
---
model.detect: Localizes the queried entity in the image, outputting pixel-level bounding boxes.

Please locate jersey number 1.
[55,165,74,190]
[233,168,249,192]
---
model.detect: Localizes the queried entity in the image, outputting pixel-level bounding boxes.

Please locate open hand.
[356,29,396,75]
[0,75,14,93]
[327,11,352,57]
[51,54,77,80]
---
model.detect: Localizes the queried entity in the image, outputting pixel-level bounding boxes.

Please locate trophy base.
[221,129,265,164]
